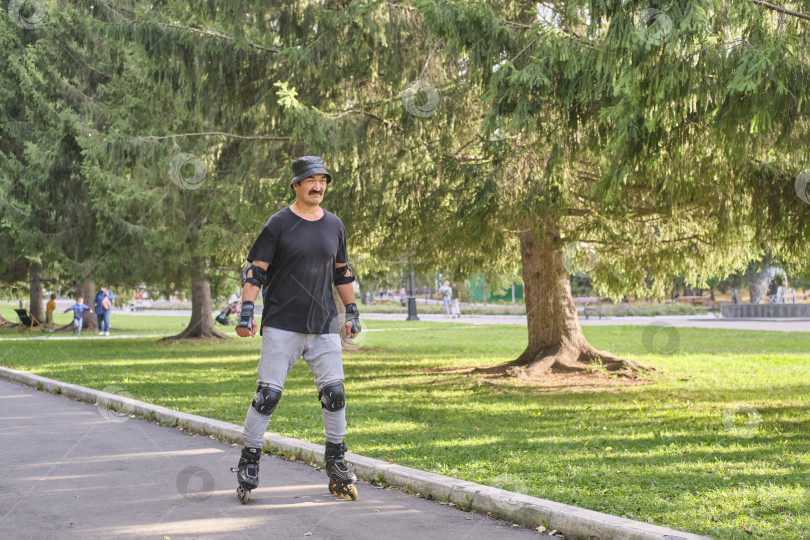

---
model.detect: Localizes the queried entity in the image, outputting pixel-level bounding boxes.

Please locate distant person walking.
[45,294,56,332]
[450,282,460,318]
[94,287,114,336]
[64,297,92,335]
[439,280,453,318]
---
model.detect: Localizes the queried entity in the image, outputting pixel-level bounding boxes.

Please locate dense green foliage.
[409,0,810,298]
[1,319,808,538]
[3,1,809,305]
[0,3,107,289]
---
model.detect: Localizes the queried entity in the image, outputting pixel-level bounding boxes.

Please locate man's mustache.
[309,190,322,195]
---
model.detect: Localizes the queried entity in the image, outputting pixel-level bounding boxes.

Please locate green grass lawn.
[0,317,807,539]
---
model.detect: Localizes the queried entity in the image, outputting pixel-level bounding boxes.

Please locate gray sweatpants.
[242,327,346,448]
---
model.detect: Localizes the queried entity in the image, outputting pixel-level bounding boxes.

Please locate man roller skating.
[232,155,361,504]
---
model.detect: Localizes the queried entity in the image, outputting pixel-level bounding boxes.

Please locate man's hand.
[236,301,258,337]
[344,303,361,338]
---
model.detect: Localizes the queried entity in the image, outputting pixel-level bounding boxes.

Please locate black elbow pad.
[242,263,269,288]
[334,263,355,286]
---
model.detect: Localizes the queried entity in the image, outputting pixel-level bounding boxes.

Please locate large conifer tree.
[0,4,116,327]
[80,1,808,360]
[409,0,810,377]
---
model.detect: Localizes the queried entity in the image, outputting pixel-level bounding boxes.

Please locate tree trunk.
[477,215,647,379]
[684,285,694,296]
[482,277,487,306]
[368,282,376,305]
[29,262,44,323]
[76,279,99,331]
[748,272,759,304]
[161,274,227,341]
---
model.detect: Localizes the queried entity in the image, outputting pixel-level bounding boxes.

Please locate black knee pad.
[319,382,345,412]
[251,385,282,416]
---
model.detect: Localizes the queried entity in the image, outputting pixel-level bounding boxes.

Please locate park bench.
[128,300,152,312]
[701,304,722,318]
[675,295,722,318]
[573,296,601,319]
[674,295,712,306]
[14,308,44,333]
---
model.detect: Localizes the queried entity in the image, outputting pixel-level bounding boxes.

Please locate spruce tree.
[398,0,810,377]
[0,4,114,327]
[80,1,809,362]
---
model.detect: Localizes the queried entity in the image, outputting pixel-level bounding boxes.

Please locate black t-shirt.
[247,207,348,334]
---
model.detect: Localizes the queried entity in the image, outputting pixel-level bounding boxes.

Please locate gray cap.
[290,156,332,187]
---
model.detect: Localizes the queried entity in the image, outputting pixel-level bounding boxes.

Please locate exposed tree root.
[472,342,653,381]
[0,313,20,328]
[51,323,74,333]
[158,326,229,342]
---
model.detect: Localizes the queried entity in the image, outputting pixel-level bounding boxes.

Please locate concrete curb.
[0,366,709,540]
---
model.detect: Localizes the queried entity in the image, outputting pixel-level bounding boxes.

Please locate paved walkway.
[112,309,810,332]
[4,311,806,344]
[0,378,545,539]
[362,313,810,332]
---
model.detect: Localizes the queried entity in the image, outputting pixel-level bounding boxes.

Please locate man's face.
[293,174,328,205]
[77,298,83,303]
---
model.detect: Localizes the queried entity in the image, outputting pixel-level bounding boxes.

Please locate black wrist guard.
[236,301,255,330]
[344,303,361,334]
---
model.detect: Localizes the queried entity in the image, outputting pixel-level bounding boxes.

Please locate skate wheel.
[237,487,250,504]
[328,482,338,495]
[347,484,358,501]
